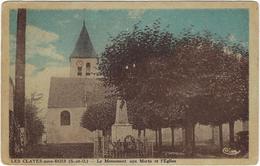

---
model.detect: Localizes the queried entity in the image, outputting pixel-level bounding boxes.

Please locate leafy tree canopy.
[25,93,45,145]
[81,100,116,133]
[99,19,248,130]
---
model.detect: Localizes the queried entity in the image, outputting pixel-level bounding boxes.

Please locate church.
[46,22,106,144]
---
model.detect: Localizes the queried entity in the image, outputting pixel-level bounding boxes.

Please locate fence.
[94,135,153,158]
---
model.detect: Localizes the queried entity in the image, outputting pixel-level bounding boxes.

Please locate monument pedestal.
[112,123,133,142]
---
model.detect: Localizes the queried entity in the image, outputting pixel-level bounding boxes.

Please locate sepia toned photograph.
[1,1,258,165]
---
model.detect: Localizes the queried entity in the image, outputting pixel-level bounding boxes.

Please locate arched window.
[77,66,82,76]
[60,111,70,126]
[86,63,91,76]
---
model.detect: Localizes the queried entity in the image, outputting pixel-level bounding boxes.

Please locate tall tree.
[25,93,44,146]
[14,9,26,128]
[166,31,248,155]
[99,21,248,156]
[14,9,27,155]
[99,20,177,152]
[81,100,116,136]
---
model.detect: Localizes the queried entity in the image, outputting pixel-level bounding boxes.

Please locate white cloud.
[9,63,36,81]
[10,25,65,62]
[10,63,69,121]
[36,45,64,61]
[9,25,68,110]
[10,25,68,121]
[27,25,59,44]
[25,66,70,108]
[128,10,145,19]
[10,64,70,108]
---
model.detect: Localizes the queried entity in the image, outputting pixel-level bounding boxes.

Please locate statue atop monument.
[115,97,129,124]
[111,97,133,142]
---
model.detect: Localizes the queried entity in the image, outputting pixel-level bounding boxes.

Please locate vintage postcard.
[1,1,259,165]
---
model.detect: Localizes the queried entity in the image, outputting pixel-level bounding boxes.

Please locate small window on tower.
[77,66,82,76]
[86,63,91,76]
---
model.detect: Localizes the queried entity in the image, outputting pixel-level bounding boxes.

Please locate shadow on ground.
[23,143,94,158]
[21,142,247,159]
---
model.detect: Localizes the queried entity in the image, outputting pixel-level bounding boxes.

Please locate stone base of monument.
[111,123,133,142]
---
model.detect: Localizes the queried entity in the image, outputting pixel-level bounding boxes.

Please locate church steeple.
[70,20,97,59]
[70,21,99,78]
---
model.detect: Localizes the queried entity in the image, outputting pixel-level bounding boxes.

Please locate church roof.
[70,21,97,59]
[48,77,109,108]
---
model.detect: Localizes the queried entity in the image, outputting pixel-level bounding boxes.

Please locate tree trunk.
[14,9,26,128]
[155,129,158,148]
[138,129,141,139]
[171,126,174,149]
[98,130,103,153]
[103,129,107,145]
[143,129,146,138]
[102,129,105,137]
[211,126,215,144]
[182,128,185,150]
[219,124,223,153]
[184,121,194,157]
[158,128,162,147]
[108,127,112,137]
[158,128,162,155]
[192,123,195,152]
[14,9,27,150]
[229,120,235,145]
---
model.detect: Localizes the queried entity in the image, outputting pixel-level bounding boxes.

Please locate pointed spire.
[70,21,97,59]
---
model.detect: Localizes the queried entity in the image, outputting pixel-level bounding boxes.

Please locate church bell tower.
[70,21,99,78]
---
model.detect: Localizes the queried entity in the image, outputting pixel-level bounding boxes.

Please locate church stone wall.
[70,58,99,78]
[46,107,94,144]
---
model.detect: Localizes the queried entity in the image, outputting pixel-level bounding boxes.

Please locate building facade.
[46,22,104,144]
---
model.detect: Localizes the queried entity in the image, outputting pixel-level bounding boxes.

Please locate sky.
[9,9,249,117]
